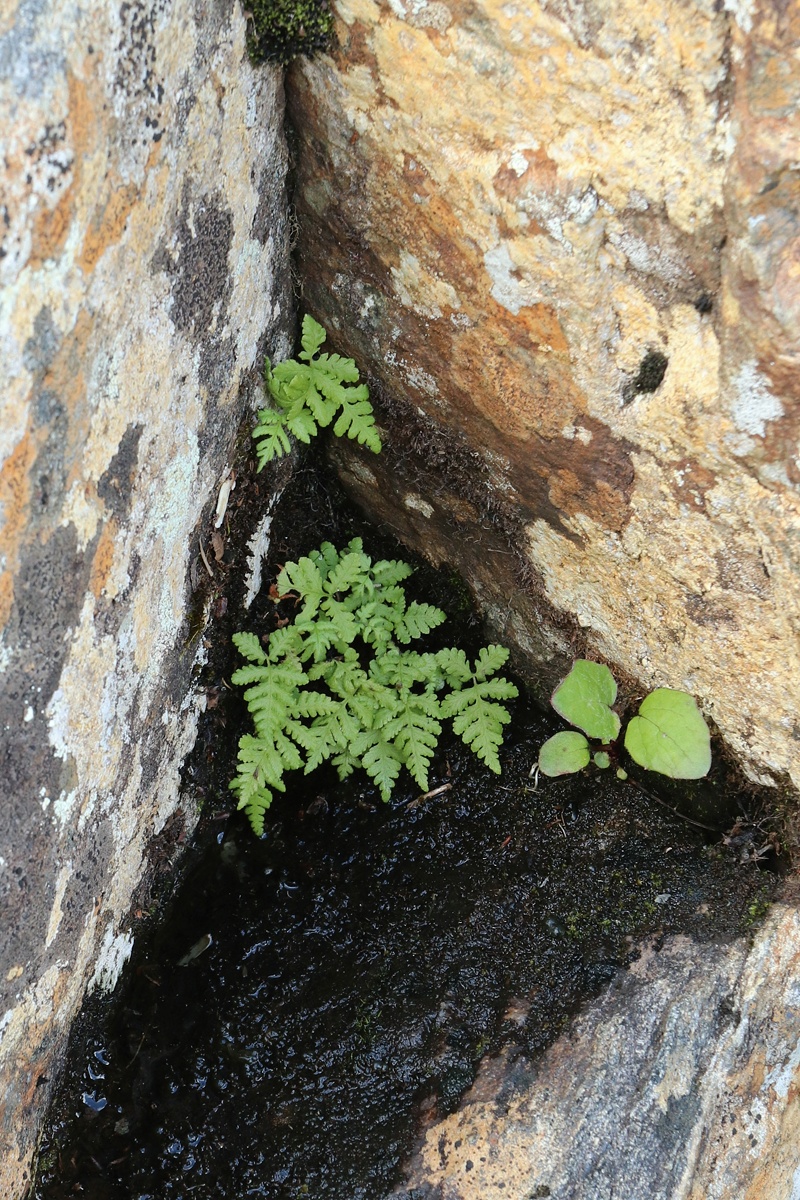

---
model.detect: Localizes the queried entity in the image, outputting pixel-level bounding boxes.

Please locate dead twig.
[406,782,452,810]
[198,539,214,578]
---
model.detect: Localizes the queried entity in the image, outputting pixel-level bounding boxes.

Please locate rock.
[0,3,291,1193]
[287,0,800,793]
[396,896,800,1199]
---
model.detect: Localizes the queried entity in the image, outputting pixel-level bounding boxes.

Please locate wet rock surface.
[397,897,800,1200]
[0,3,291,1191]
[30,467,779,1200]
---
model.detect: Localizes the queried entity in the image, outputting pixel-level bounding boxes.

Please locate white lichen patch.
[404,492,434,517]
[729,360,784,438]
[45,863,73,949]
[88,925,134,995]
[244,488,284,610]
[391,249,461,319]
[483,243,544,315]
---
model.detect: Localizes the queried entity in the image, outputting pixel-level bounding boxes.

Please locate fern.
[231,541,518,833]
[253,316,382,467]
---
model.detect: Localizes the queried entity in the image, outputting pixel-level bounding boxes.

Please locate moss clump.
[246,0,334,65]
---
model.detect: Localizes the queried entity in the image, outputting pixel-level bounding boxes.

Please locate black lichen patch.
[245,0,334,66]
[155,190,234,339]
[97,423,143,520]
[624,350,669,403]
[0,524,97,1002]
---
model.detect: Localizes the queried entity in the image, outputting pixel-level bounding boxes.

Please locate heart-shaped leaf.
[624,688,711,779]
[551,660,621,743]
[539,731,591,777]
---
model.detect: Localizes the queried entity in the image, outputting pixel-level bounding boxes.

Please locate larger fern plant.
[230,539,518,835]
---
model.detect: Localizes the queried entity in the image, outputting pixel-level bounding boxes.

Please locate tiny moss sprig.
[245,0,333,66]
[253,316,381,468]
[231,539,518,835]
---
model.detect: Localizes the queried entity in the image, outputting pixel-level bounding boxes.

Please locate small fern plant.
[230,539,518,835]
[253,316,382,467]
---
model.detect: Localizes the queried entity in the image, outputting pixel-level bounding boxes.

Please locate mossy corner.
[245,0,334,66]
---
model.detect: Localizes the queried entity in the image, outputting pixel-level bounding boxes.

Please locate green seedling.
[538,659,711,782]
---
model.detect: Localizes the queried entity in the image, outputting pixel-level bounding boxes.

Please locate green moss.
[246,0,334,65]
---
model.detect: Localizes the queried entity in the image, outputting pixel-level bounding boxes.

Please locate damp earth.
[31,462,781,1200]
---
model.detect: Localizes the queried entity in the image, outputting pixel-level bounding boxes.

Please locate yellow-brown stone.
[289,0,800,791]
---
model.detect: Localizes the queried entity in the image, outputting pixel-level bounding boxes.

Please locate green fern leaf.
[309,541,341,579]
[441,681,517,773]
[382,695,441,790]
[333,393,382,453]
[332,749,360,780]
[232,631,267,665]
[284,405,319,445]
[252,408,292,467]
[232,786,272,837]
[299,313,327,359]
[473,644,511,680]
[435,647,472,687]
[295,612,357,661]
[353,734,403,801]
[314,351,361,382]
[278,556,324,613]
[372,558,415,588]
[292,691,340,718]
[326,546,372,596]
[266,624,305,663]
[395,601,447,644]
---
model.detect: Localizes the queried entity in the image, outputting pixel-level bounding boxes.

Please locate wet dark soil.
[31,458,780,1200]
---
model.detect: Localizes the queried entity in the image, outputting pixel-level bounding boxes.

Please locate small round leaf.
[624,688,711,779]
[593,750,611,769]
[551,660,621,743]
[539,731,591,777]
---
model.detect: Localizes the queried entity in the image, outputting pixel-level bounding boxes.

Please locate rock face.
[0,4,291,1193]
[287,0,800,792]
[396,898,800,1200]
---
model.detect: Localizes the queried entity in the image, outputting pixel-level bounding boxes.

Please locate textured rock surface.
[288,0,800,790]
[0,3,291,1193]
[397,896,800,1200]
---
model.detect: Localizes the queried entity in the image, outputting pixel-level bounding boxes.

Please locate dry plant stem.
[627,779,721,833]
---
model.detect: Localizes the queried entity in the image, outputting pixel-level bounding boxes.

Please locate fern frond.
[382,694,442,790]
[232,631,267,665]
[231,783,272,838]
[266,624,305,663]
[441,680,517,773]
[309,541,341,580]
[283,404,319,445]
[299,313,327,359]
[292,691,340,718]
[294,611,357,661]
[372,558,415,588]
[252,408,292,468]
[278,556,324,615]
[333,393,383,454]
[435,647,472,687]
[473,644,511,681]
[394,601,447,644]
[326,546,372,596]
[353,734,403,801]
